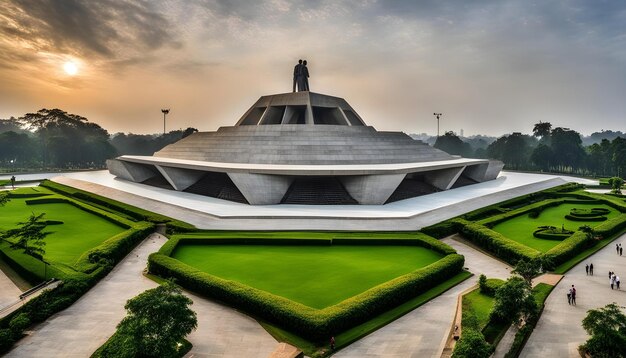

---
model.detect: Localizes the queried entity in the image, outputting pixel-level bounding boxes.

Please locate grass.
[492,203,618,252]
[0,187,127,266]
[172,244,444,309]
[262,270,472,357]
[463,289,495,330]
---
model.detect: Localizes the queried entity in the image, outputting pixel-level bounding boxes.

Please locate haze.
[0,0,624,136]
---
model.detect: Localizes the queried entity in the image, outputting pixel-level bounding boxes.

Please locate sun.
[63,61,78,76]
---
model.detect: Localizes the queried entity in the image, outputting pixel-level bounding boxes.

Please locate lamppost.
[433,113,442,137]
[161,109,170,135]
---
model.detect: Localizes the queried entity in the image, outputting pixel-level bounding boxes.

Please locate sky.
[0,0,625,136]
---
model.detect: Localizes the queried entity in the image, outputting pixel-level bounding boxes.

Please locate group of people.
[292,59,310,92]
[585,263,594,275]
[567,284,577,305]
[609,271,621,290]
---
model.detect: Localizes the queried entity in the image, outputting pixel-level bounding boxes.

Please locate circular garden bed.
[533,226,575,240]
[565,207,610,221]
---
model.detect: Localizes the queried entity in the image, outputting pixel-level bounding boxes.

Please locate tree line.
[0,109,197,170]
[434,121,626,178]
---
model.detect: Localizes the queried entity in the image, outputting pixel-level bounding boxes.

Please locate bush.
[479,278,505,297]
[544,232,596,268]
[148,249,464,342]
[458,220,540,264]
[8,313,30,333]
[452,328,492,358]
[420,220,462,239]
[0,329,16,353]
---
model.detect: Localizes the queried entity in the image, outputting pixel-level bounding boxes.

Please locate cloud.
[0,0,180,67]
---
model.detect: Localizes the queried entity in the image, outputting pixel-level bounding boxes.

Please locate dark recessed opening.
[184,172,248,204]
[240,107,266,125]
[281,177,357,204]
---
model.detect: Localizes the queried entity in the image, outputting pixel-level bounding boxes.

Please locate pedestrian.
[590,263,594,276]
[618,243,620,254]
[585,264,589,275]
[571,285,576,305]
[10,175,15,189]
[610,275,615,290]
[621,247,623,256]
[330,336,335,351]
[617,275,621,290]
[567,288,572,305]
[609,271,613,279]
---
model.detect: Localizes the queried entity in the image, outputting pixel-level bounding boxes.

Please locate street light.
[433,113,442,137]
[161,109,170,135]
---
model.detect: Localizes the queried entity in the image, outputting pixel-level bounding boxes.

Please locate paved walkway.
[334,236,511,358]
[0,264,22,310]
[521,234,626,358]
[6,233,277,357]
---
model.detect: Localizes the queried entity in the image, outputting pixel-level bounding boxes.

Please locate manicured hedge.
[564,214,607,222]
[592,214,626,237]
[458,220,541,264]
[543,232,595,268]
[148,239,464,342]
[420,219,463,239]
[479,278,505,297]
[41,180,195,231]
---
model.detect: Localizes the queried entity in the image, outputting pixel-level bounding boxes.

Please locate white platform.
[33,170,595,231]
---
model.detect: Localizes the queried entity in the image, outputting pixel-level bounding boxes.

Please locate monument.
[107,66,503,205]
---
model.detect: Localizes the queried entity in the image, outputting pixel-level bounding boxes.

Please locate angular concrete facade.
[107,91,504,205]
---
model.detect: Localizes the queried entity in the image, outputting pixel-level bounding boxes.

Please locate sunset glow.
[63,61,78,76]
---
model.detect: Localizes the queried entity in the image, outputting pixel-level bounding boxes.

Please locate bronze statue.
[293,59,303,92]
[293,59,310,92]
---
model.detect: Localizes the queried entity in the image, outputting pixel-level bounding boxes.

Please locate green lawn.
[462,289,495,330]
[492,203,618,252]
[172,244,444,309]
[0,188,127,266]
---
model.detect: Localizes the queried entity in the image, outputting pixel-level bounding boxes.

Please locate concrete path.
[6,233,277,357]
[0,265,22,310]
[334,235,511,358]
[521,234,626,358]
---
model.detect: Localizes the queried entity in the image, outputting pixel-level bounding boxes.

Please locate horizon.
[1,1,625,137]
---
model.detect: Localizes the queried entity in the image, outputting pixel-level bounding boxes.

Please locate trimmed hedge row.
[41,180,195,231]
[148,247,464,342]
[479,278,505,297]
[458,220,541,264]
[420,220,463,239]
[564,214,607,222]
[543,232,595,268]
[592,214,626,238]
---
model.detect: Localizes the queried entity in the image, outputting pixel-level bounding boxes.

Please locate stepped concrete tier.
[107,91,504,205]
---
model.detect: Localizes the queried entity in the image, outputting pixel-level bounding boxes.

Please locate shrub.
[479,278,505,297]
[458,220,540,264]
[9,313,30,333]
[452,328,492,358]
[0,329,16,353]
[544,232,596,268]
[420,220,462,239]
[148,250,464,342]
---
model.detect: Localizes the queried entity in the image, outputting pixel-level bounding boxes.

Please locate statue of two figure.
[293,59,310,92]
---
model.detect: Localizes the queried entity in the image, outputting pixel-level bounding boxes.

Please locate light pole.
[433,113,442,137]
[161,109,170,135]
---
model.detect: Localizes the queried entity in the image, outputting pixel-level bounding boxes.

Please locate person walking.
[567,287,572,305]
[617,243,620,255]
[621,246,623,256]
[585,264,589,275]
[590,263,594,276]
[570,285,576,305]
[10,175,15,189]
[617,275,621,290]
[610,274,615,290]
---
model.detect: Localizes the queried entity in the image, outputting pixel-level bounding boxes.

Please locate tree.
[115,282,197,357]
[580,303,626,358]
[452,328,491,358]
[530,144,553,171]
[19,109,115,168]
[512,257,545,286]
[550,127,587,171]
[532,121,552,140]
[609,177,624,194]
[490,276,537,325]
[434,131,473,157]
[1,213,50,258]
